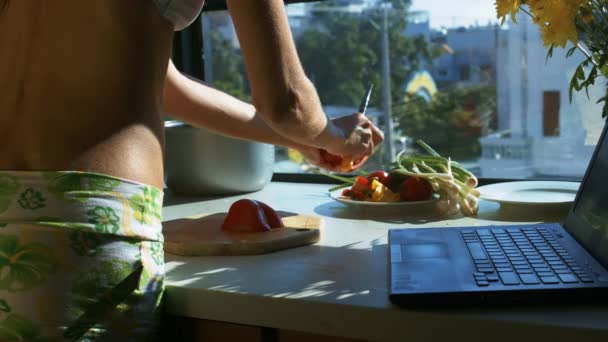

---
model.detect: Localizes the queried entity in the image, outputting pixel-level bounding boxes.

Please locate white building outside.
[480,14,605,179]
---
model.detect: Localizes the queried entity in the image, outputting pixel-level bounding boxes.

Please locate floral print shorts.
[0,171,164,341]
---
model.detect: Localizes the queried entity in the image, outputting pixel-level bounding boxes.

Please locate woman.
[0,0,382,340]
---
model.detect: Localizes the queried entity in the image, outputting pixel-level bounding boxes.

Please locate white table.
[162,182,608,341]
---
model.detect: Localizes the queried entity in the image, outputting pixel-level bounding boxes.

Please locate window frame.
[202,0,321,12]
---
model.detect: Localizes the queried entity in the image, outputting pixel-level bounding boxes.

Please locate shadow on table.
[312,200,459,224]
[164,242,606,321]
[164,238,390,307]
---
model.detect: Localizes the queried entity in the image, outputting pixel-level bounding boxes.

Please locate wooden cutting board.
[163,211,322,256]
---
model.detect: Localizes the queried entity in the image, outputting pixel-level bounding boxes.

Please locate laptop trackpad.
[392,243,460,293]
[402,243,449,260]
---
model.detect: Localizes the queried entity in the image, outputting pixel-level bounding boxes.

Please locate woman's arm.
[226,0,350,152]
[162,61,372,171]
[163,60,308,150]
[163,0,384,168]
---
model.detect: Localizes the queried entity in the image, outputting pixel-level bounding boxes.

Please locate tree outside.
[208,30,250,102]
[394,85,496,161]
[296,2,431,112]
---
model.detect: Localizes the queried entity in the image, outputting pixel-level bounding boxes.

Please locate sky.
[410,0,499,29]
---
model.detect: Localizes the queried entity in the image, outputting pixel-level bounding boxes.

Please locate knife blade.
[358,83,374,114]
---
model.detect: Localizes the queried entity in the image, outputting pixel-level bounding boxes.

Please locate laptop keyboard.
[461,226,594,287]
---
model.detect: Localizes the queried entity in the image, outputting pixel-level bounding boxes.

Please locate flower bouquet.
[495,0,608,118]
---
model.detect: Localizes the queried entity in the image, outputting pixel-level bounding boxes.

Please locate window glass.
[201,0,604,180]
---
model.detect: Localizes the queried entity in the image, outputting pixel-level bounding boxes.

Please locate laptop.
[389,121,608,307]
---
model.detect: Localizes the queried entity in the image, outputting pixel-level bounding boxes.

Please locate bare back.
[0,0,173,188]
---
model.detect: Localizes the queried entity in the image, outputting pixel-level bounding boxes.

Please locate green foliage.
[506,1,608,120]
[389,0,411,10]
[207,0,433,121]
[296,1,431,109]
[562,3,608,119]
[393,85,496,160]
[209,31,251,102]
[547,25,608,119]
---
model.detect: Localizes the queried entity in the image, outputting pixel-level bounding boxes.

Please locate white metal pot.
[164,120,275,195]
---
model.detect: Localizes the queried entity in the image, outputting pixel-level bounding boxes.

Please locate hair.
[0,0,7,11]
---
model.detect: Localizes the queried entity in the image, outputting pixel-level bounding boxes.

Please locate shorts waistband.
[0,171,164,242]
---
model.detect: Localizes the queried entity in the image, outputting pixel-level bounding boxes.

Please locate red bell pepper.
[399,177,432,201]
[222,199,284,232]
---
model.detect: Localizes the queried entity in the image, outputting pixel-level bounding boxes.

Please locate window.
[196,0,603,181]
[459,65,470,81]
[542,91,560,137]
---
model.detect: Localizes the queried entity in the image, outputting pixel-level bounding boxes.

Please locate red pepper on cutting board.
[221,199,284,233]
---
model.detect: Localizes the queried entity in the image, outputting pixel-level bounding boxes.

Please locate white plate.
[329,189,438,207]
[477,181,580,205]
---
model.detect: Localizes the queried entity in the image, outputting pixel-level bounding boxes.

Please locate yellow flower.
[495,0,522,24]
[527,0,582,47]
[539,19,577,48]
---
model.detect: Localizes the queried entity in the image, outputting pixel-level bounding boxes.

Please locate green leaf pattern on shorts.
[0,313,43,341]
[0,300,10,313]
[0,171,164,340]
[69,231,103,257]
[0,174,18,214]
[149,241,164,266]
[85,174,121,192]
[73,259,131,292]
[46,173,84,200]
[46,173,121,202]
[71,259,132,314]
[138,268,151,289]
[87,206,120,234]
[0,235,58,292]
[128,187,162,225]
[17,188,45,210]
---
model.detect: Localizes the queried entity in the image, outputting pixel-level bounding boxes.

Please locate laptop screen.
[568,121,608,267]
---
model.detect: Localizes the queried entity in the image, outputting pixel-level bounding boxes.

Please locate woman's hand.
[297,147,342,172]
[297,144,369,173]
[316,113,384,172]
[329,113,374,155]
[306,113,384,172]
